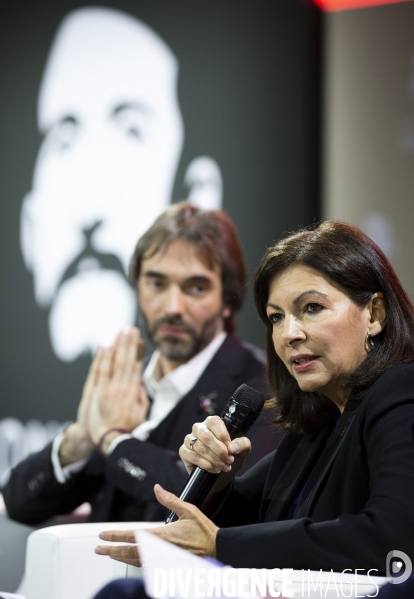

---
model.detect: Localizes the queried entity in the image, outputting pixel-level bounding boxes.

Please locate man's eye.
[305,302,323,314]
[268,313,282,325]
[149,279,165,290]
[189,285,207,296]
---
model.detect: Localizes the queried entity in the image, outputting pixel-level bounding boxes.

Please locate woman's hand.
[95,484,219,566]
[179,415,251,476]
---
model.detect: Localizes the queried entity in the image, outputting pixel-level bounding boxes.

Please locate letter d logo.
[386,551,412,584]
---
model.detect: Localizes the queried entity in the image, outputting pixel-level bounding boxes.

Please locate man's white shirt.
[51,332,227,483]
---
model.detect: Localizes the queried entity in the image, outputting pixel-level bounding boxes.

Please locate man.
[4,204,280,524]
[20,6,222,362]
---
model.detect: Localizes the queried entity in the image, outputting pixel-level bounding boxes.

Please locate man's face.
[138,239,231,363]
[19,8,184,361]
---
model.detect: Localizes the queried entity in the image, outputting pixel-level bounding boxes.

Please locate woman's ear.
[368,292,387,338]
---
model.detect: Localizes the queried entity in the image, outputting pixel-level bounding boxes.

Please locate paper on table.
[135,529,264,599]
[134,529,387,598]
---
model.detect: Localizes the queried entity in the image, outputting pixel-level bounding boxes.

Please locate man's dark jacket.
[3,334,281,524]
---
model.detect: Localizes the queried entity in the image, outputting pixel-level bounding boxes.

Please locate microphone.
[165,384,265,524]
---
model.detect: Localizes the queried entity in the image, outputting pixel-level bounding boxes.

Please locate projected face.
[20,7,184,361]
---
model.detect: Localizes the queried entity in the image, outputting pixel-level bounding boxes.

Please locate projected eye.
[111,103,152,142]
[42,116,79,154]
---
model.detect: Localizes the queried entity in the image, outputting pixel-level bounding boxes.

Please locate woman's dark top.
[213,363,414,575]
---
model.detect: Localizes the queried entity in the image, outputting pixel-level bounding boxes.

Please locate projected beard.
[141,309,226,362]
[47,221,137,360]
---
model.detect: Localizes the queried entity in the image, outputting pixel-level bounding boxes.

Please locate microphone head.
[229,384,264,412]
[221,384,265,437]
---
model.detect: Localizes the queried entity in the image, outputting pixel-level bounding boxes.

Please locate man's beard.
[142,311,225,362]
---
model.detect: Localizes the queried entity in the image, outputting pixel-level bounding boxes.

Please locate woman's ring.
[189,437,198,451]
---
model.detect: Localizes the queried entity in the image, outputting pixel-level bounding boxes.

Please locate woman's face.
[266,264,372,410]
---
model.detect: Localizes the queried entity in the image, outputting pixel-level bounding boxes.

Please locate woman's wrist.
[207,526,219,559]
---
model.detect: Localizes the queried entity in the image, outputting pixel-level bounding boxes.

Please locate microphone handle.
[164,421,243,524]
[164,467,218,524]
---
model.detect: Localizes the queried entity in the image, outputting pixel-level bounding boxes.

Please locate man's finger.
[98,529,136,543]
[97,346,114,383]
[82,346,104,395]
[112,331,129,379]
[137,338,146,362]
[112,328,141,382]
[125,327,141,365]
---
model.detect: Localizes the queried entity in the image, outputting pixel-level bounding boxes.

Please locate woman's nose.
[281,315,306,346]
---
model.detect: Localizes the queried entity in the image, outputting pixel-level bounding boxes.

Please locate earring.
[365,332,374,352]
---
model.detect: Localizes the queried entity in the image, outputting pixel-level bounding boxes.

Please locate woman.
[96,221,414,575]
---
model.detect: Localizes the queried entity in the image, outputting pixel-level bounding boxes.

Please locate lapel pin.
[199,392,218,416]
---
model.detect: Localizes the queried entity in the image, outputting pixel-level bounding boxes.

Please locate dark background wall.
[0,0,321,423]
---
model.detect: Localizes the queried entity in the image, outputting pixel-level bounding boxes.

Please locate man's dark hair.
[254,220,414,434]
[130,202,247,333]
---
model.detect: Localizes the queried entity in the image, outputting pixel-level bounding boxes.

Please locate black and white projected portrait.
[20,6,222,362]
[0,0,320,443]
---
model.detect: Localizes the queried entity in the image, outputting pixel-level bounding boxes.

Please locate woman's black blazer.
[214,363,414,575]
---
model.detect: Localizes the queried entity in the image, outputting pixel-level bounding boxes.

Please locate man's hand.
[95,484,219,566]
[59,327,149,465]
[87,328,149,451]
[59,342,110,466]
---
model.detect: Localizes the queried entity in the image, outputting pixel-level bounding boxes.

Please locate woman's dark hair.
[254,221,414,434]
[130,202,247,333]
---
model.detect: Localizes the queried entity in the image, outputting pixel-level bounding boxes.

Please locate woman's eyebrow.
[266,301,281,310]
[293,290,328,305]
[266,290,328,311]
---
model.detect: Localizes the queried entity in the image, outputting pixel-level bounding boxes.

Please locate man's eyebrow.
[185,275,213,285]
[143,271,167,279]
[266,290,328,310]
[111,102,152,118]
[143,272,213,285]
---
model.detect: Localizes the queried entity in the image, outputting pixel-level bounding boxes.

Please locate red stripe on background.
[312,0,412,10]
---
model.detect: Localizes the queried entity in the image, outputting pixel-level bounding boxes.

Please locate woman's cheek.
[272,332,282,356]
[273,336,289,368]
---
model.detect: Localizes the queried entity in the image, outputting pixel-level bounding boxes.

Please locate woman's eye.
[305,302,323,314]
[268,313,283,325]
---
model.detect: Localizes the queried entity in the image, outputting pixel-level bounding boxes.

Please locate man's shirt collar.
[143,331,227,401]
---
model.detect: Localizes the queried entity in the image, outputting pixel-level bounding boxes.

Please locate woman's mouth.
[290,354,320,373]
